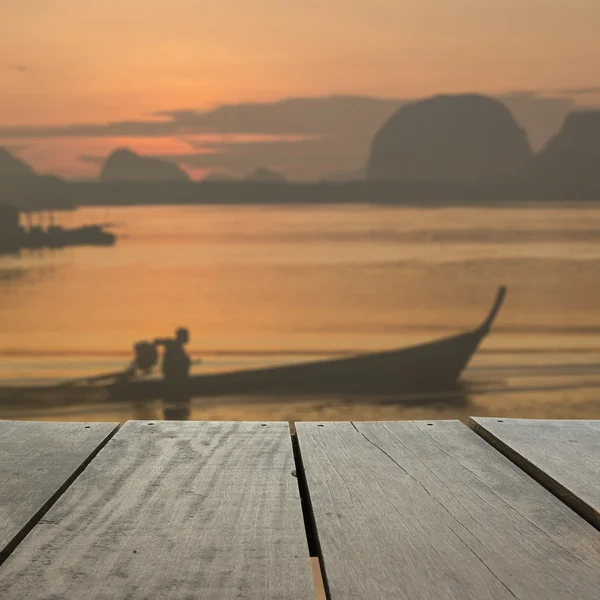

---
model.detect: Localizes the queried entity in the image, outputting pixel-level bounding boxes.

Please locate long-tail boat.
[0,287,506,403]
[113,286,507,399]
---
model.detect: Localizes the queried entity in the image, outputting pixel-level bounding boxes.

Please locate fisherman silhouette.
[154,327,192,420]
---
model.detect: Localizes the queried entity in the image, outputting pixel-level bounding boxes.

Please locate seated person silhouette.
[154,327,191,420]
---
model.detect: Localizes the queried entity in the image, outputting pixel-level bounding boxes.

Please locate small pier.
[0,203,115,255]
[1,417,599,598]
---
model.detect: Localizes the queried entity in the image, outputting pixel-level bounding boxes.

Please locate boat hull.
[115,287,506,400]
[113,329,484,400]
[0,287,506,404]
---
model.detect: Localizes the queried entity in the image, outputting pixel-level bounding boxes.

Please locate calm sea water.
[2,203,600,422]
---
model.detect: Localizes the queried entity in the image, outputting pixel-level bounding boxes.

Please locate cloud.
[79,154,104,165]
[0,96,403,140]
[0,120,176,139]
[2,143,31,152]
[557,86,600,96]
[158,135,368,179]
[183,134,322,151]
[0,91,593,145]
[6,65,30,73]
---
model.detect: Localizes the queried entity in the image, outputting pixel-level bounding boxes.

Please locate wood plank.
[0,421,315,600]
[470,417,600,528]
[0,420,118,564]
[296,420,600,600]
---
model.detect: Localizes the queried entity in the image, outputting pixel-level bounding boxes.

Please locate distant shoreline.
[4,178,600,211]
[71,180,600,207]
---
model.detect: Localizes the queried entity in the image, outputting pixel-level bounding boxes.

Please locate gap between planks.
[2,421,326,600]
[468,417,600,532]
[291,430,330,600]
[0,422,120,567]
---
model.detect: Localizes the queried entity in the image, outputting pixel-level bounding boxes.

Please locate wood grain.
[0,420,118,564]
[296,420,600,600]
[470,417,600,528]
[0,421,315,600]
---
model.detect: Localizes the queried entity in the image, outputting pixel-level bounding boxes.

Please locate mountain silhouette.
[321,168,365,182]
[203,171,236,182]
[100,148,189,182]
[0,174,72,210]
[529,111,600,187]
[366,94,532,182]
[0,94,584,181]
[245,167,287,182]
[0,148,35,177]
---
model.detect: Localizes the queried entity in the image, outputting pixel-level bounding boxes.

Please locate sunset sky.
[1,0,600,179]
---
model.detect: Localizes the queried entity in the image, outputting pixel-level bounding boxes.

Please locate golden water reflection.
[2,204,600,422]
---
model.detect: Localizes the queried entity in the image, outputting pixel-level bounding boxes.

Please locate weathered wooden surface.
[470,417,600,528]
[0,420,118,564]
[0,421,315,600]
[296,420,600,600]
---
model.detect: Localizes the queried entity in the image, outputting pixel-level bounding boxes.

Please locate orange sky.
[1,0,600,177]
[2,0,600,123]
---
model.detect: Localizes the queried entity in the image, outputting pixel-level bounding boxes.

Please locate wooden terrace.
[1,418,599,598]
